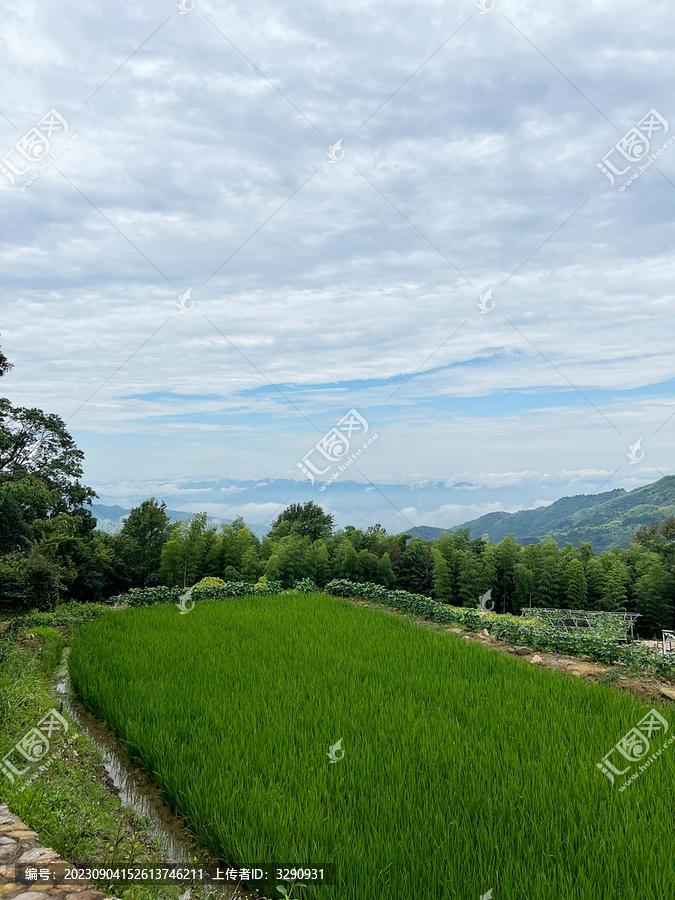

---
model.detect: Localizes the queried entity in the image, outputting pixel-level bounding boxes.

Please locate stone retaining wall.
[0,804,114,900]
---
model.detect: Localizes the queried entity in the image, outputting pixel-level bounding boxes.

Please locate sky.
[1,0,674,534]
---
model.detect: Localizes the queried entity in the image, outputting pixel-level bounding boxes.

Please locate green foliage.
[564,558,588,607]
[430,475,675,552]
[0,398,95,511]
[121,586,184,607]
[116,498,172,588]
[268,501,334,543]
[634,558,673,634]
[69,596,675,900]
[431,549,452,602]
[631,516,675,565]
[5,600,110,634]
[191,578,284,601]
[0,546,65,612]
[294,578,318,593]
[24,626,65,675]
[196,575,226,587]
[159,513,215,587]
[527,608,633,641]
[513,562,533,610]
[585,557,606,609]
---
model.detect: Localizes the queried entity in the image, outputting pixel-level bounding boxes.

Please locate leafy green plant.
[294,578,318,594]
[526,607,633,641]
[4,600,109,635]
[120,586,183,607]
[191,579,284,601]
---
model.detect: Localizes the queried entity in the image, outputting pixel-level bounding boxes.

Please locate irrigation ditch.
[48,651,279,900]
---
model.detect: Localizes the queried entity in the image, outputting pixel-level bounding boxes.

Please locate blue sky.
[1,0,674,533]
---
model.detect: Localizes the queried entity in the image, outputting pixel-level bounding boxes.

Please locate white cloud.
[1,0,673,527]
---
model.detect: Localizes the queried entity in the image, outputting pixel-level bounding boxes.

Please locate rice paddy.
[68,593,675,899]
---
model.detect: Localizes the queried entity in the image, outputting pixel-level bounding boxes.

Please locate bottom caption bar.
[16,863,335,886]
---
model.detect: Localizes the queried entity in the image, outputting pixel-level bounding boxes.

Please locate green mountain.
[403,476,675,552]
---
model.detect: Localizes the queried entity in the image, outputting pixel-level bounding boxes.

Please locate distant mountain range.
[403,476,675,552]
[90,504,237,535]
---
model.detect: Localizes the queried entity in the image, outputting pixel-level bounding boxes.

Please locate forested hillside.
[407,478,675,551]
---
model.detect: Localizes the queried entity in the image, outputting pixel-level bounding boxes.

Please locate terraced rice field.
[69,592,675,899]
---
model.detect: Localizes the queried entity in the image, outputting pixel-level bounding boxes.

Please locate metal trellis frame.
[521,607,641,641]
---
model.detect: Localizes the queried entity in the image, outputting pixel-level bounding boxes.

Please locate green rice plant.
[324,580,675,675]
[69,592,675,900]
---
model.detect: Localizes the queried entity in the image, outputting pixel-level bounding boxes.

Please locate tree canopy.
[268,501,335,543]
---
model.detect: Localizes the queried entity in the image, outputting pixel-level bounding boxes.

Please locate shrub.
[122,586,183,607]
[295,578,318,594]
[191,579,284,601]
[253,577,283,596]
[0,549,64,612]
[4,600,110,636]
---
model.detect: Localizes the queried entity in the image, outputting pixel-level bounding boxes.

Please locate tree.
[0,336,12,378]
[366,523,387,555]
[432,549,452,602]
[632,518,675,567]
[457,550,481,608]
[159,513,209,587]
[634,557,673,635]
[201,529,222,577]
[222,565,241,582]
[564,558,588,607]
[0,547,64,612]
[585,557,606,609]
[268,502,334,543]
[240,546,261,581]
[264,554,282,583]
[0,483,31,554]
[265,536,309,587]
[480,543,498,596]
[357,549,379,583]
[0,399,96,512]
[534,541,562,606]
[308,540,331,586]
[496,534,520,614]
[401,538,434,595]
[376,552,396,588]
[335,538,360,581]
[513,563,534,610]
[117,498,172,587]
[601,557,628,611]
